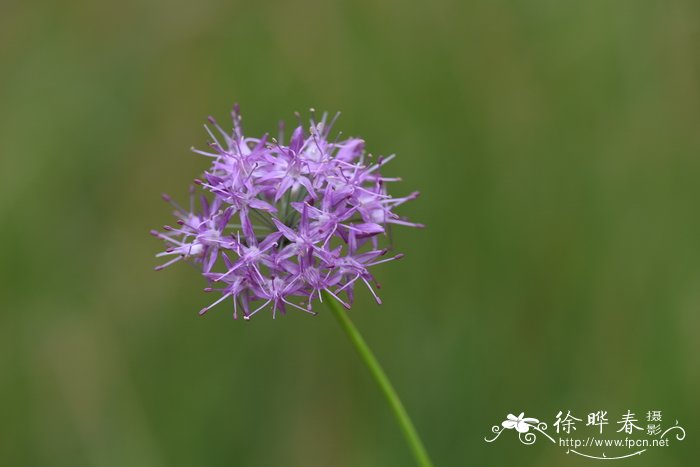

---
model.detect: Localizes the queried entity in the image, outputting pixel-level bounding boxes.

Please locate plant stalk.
[322,291,434,467]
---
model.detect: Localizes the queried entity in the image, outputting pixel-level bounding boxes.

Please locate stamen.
[199,292,232,315]
[154,255,183,271]
[244,300,271,320]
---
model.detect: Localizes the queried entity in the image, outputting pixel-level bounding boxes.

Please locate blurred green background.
[1,0,699,466]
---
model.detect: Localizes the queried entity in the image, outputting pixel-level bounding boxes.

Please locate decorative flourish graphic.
[659,421,686,441]
[567,449,646,460]
[484,410,686,461]
[485,412,555,445]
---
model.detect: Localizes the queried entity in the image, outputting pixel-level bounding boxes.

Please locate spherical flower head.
[152,106,422,320]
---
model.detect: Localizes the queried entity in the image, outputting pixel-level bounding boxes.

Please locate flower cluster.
[152,106,421,319]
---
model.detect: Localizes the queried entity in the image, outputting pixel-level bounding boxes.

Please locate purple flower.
[152,106,422,319]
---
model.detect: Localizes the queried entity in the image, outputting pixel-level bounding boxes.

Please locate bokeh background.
[1,0,699,466]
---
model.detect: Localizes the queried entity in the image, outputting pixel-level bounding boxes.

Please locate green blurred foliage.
[1,0,699,466]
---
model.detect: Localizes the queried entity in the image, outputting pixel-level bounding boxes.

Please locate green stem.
[322,291,434,467]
